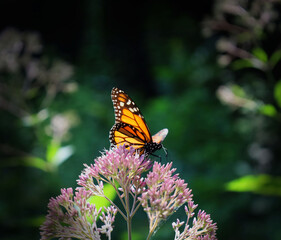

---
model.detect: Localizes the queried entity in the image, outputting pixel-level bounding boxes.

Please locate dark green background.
[1,0,281,239]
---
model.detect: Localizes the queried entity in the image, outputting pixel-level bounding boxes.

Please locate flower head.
[41,146,218,240]
[139,161,192,233]
[172,201,217,240]
[78,145,150,191]
[40,188,117,240]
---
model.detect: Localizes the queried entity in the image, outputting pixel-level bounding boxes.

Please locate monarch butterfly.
[109,87,168,156]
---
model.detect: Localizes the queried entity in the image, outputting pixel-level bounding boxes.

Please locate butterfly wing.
[111,87,152,143]
[109,122,147,155]
[109,87,168,155]
[152,128,169,144]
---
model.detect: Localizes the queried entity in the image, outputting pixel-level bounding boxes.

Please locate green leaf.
[225,174,281,196]
[232,59,253,70]
[1,156,48,171]
[252,47,268,62]
[269,49,281,68]
[46,140,60,163]
[259,104,277,117]
[86,183,117,223]
[52,145,74,166]
[274,80,281,108]
[231,84,246,98]
[88,183,117,211]
[22,156,47,171]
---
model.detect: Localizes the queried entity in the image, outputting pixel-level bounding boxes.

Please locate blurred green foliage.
[226,174,281,196]
[1,0,281,240]
[87,183,117,220]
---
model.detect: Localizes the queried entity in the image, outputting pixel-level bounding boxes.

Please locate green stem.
[146,227,154,240]
[125,186,132,240]
[130,201,142,217]
[127,215,132,240]
[146,231,153,240]
[146,218,159,240]
[103,195,127,220]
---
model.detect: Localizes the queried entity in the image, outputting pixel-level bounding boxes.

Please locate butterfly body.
[109,87,168,156]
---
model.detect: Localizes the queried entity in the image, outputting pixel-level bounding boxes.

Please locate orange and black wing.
[110,87,152,142]
[109,122,148,155]
[109,87,153,154]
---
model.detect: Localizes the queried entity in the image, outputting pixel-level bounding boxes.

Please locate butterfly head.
[144,128,168,154]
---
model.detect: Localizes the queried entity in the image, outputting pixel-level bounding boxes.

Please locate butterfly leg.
[162,145,168,156]
[150,153,162,162]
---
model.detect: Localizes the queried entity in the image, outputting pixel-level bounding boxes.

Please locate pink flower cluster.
[139,162,193,234]
[40,145,217,240]
[40,188,117,240]
[78,146,150,189]
[172,202,217,240]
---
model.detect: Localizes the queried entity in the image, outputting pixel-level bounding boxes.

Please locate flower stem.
[125,186,132,240]
[146,228,155,240]
[146,216,160,240]
[127,215,132,240]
